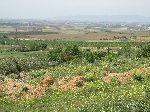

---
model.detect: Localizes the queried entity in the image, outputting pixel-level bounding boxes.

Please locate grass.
[1,37,150,111]
[0,50,48,58]
[0,79,149,112]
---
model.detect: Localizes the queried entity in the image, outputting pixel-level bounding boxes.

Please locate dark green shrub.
[64,45,80,56]
[11,42,47,52]
[18,46,29,52]
[21,87,29,92]
[61,45,81,62]
[83,49,95,63]
[137,44,150,58]
[48,45,81,63]
[48,47,62,62]
[76,81,84,87]
[133,74,145,82]
[0,56,51,75]
[94,51,107,60]
[0,58,18,75]
[0,38,7,45]
[29,42,47,51]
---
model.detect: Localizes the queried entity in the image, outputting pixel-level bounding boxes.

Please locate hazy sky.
[0,0,150,19]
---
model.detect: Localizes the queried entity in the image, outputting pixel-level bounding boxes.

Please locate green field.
[1,33,150,112]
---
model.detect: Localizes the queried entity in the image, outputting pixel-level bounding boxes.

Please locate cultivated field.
[30,31,150,41]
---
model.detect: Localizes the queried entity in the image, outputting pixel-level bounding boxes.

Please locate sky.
[0,0,150,19]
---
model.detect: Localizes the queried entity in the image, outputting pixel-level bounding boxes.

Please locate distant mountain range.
[51,15,150,23]
[1,15,150,23]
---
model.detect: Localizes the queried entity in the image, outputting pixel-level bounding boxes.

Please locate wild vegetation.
[1,34,150,112]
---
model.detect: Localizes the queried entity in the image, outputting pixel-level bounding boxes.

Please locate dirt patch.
[1,79,46,100]
[40,76,56,87]
[103,67,150,83]
[57,76,85,91]
[128,67,150,75]
[103,72,132,83]
[0,76,85,100]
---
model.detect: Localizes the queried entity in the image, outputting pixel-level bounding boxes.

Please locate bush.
[0,56,51,75]
[48,47,62,62]
[48,46,106,63]
[94,51,107,60]
[82,49,95,63]
[29,42,47,51]
[137,44,150,58]
[10,41,48,52]
[21,87,29,92]
[118,45,131,56]
[133,74,145,82]
[85,73,97,82]
[64,45,80,56]
[0,58,18,75]
[48,45,81,63]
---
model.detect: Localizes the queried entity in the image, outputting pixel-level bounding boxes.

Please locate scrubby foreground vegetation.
[1,36,150,112]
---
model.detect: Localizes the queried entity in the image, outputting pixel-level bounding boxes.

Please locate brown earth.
[103,72,132,83]
[103,67,150,83]
[0,76,85,100]
[0,67,149,100]
[30,31,150,41]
